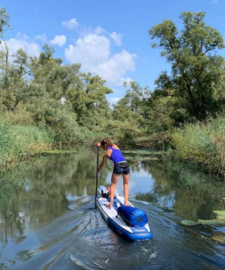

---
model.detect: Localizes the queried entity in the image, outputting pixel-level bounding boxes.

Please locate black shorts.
[113,162,130,175]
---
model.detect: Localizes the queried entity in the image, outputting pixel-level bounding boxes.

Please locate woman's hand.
[96,143,101,147]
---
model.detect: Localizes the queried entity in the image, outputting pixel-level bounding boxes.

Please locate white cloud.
[94,27,105,35]
[65,33,136,86]
[4,33,41,58]
[108,97,121,105]
[110,32,123,46]
[62,18,79,30]
[120,77,134,86]
[76,26,107,40]
[35,34,47,43]
[65,34,110,68]
[97,50,136,85]
[50,35,67,46]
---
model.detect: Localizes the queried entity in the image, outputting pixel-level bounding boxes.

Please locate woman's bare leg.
[109,173,120,208]
[123,173,130,205]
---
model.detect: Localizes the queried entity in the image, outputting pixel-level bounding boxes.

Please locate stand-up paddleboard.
[96,186,153,241]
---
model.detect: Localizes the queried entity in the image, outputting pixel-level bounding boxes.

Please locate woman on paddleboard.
[96,138,130,209]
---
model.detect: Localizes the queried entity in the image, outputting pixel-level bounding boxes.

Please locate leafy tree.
[29,45,113,132]
[113,82,150,125]
[149,12,225,122]
[30,44,66,101]
[112,97,135,123]
[0,47,44,112]
[0,8,10,91]
[112,81,175,133]
[67,73,113,130]
[0,10,43,112]
[111,82,150,145]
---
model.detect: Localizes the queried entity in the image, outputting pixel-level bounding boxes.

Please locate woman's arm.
[96,149,112,175]
[96,155,108,175]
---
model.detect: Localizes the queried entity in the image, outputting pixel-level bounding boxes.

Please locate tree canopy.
[149,12,225,122]
[1,9,225,148]
[0,8,114,143]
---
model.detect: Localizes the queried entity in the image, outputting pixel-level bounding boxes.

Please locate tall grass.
[0,123,53,167]
[172,114,225,176]
[0,117,110,167]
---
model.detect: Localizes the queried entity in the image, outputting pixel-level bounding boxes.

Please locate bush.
[146,131,173,151]
[171,114,225,175]
[0,122,53,167]
[0,108,34,126]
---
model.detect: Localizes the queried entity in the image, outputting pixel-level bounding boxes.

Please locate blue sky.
[1,0,225,104]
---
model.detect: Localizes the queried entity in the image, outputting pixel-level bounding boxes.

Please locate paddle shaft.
[95,146,100,208]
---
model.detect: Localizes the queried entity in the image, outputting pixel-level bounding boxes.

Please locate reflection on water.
[135,161,225,220]
[0,147,224,270]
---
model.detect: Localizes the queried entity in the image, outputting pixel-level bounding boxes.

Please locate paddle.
[95,145,100,208]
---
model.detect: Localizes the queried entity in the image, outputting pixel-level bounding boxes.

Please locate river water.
[0,147,224,270]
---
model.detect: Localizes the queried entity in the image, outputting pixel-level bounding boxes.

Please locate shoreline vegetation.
[2,112,225,177]
[1,117,225,178]
[1,9,225,177]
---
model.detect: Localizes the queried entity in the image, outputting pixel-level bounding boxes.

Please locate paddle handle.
[95,146,100,208]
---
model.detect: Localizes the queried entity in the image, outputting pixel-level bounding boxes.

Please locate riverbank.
[118,114,225,178]
[167,114,225,177]
[1,114,225,177]
[0,121,106,169]
[0,123,53,168]
[170,116,225,177]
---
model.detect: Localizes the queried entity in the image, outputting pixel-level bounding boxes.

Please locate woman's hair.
[101,138,113,147]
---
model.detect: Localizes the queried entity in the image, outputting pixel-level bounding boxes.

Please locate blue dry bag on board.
[117,206,148,227]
